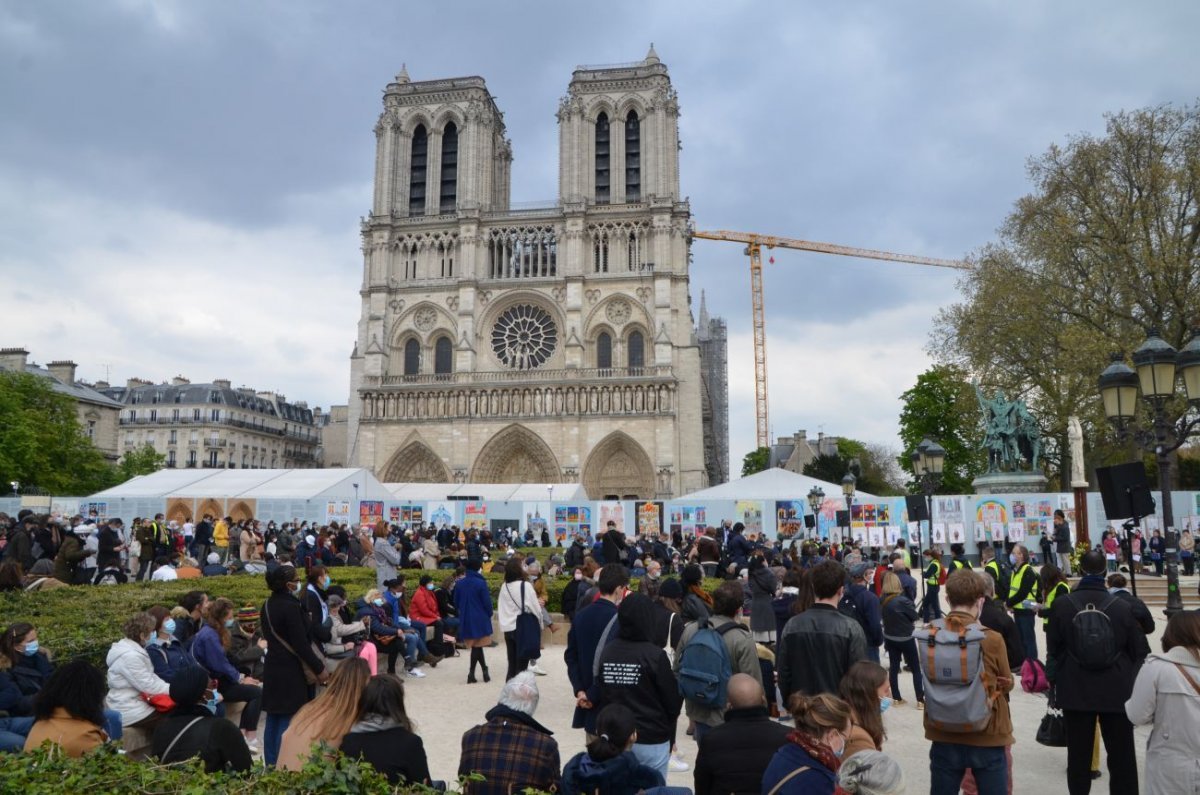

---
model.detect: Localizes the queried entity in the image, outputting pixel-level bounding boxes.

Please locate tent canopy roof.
[681,467,878,502]
[383,482,588,502]
[90,468,384,500]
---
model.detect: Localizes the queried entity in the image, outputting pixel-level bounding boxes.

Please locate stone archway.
[166,499,193,524]
[229,500,256,522]
[381,440,452,483]
[471,424,560,484]
[582,431,656,500]
[197,498,224,521]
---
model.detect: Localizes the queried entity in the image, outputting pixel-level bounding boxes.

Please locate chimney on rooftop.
[171,376,190,386]
[213,379,231,389]
[0,347,30,371]
[47,360,78,385]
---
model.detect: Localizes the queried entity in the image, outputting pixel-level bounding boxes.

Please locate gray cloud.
[2,1,1197,465]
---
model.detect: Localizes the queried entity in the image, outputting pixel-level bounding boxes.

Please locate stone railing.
[361,365,672,387]
[359,378,677,422]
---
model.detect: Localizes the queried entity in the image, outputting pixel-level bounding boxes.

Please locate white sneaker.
[528,663,548,676]
[669,754,690,772]
[408,667,427,678]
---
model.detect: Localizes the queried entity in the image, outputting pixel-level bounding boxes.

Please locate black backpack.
[1066,592,1119,670]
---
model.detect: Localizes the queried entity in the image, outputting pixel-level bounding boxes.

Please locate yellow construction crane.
[690,229,970,450]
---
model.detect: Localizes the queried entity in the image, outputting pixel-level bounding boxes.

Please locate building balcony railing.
[118,416,308,437]
[203,439,227,448]
[361,365,673,388]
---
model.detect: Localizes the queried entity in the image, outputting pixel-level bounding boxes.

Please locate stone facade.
[347,49,714,499]
[99,377,320,470]
[0,348,122,462]
[696,291,729,485]
[316,405,349,468]
[769,430,841,473]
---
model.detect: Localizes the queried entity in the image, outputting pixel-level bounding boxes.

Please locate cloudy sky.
[3,1,1198,469]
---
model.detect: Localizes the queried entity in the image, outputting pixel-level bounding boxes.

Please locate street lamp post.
[841,472,856,545]
[910,436,947,605]
[807,485,825,541]
[1098,329,1200,617]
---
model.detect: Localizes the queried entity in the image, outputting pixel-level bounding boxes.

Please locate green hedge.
[4,743,485,794]
[1,558,718,667]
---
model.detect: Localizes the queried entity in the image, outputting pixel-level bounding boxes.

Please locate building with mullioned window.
[347,48,728,498]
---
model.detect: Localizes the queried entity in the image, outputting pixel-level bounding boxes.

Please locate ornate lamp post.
[841,472,856,543]
[807,485,825,540]
[910,437,947,602]
[1098,329,1200,617]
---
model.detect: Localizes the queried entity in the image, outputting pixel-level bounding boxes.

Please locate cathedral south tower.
[348,49,710,499]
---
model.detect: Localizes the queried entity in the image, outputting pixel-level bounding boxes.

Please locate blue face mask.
[426,583,435,591]
[880,696,893,714]
[373,598,384,606]
[204,692,219,715]
[1008,554,1018,566]
[163,619,177,636]
[143,636,156,649]
[323,575,331,589]
[22,640,39,656]
[224,618,236,628]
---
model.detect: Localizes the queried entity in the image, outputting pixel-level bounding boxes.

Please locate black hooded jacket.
[589,593,682,745]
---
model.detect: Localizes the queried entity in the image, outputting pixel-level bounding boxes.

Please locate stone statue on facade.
[974,384,1041,473]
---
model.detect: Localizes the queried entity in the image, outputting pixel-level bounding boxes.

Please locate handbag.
[264,600,322,686]
[1036,705,1067,747]
[142,692,176,713]
[511,583,542,660]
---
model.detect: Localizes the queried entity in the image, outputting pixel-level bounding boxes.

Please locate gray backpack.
[913,619,991,733]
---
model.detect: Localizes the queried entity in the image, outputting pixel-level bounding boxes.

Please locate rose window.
[491,304,557,370]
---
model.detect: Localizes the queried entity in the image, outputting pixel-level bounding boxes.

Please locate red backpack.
[1021,657,1050,694]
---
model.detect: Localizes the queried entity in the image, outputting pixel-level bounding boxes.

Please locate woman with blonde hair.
[762,693,852,795]
[880,570,923,708]
[277,657,370,770]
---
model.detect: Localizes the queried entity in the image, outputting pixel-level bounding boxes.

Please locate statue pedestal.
[1073,482,1090,546]
[972,471,1049,495]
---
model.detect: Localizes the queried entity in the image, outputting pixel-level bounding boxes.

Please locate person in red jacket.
[410,575,458,647]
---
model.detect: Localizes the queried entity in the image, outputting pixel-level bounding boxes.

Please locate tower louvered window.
[439,122,458,214]
[625,111,640,202]
[595,113,610,204]
[409,125,428,216]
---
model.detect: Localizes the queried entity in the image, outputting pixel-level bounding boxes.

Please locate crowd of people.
[1,506,1199,794]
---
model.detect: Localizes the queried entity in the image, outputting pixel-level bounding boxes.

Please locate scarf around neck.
[787,730,841,775]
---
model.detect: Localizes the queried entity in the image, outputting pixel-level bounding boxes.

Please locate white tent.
[680,466,878,501]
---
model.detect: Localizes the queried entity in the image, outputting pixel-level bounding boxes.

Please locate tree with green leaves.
[933,103,1200,488]
[896,365,985,494]
[117,443,165,481]
[741,446,770,477]
[802,438,904,496]
[0,370,118,494]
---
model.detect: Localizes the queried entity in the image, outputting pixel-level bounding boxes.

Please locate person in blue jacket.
[564,564,629,735]
[841,563,884,663]
[454,557,495,684]
[190,598,262,750]
[561,703,664,795]
[761,693,852,795]
[146,607,200,683]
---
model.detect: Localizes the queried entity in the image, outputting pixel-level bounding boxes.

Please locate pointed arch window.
[439,122,458,214]
[595,113,610,204]
[434,336,453,376]
[403,338,421,376]
[625,110,640,202]
[597,332,613,370]
[627,330,645,374]
[409,125,428,216]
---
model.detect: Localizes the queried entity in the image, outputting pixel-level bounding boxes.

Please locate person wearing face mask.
[924,570,1014,795]
[105,613,173,732]
[383,577,442,670]
[260,565,330,766]
[1003,544,1038,663]
[302,565,335,648]
[565,564,630,738]
[838,661,891,759]
[409,574,456,652]
[190,598,262,751]
[562,567,587,620]
[358,587,418,676]
[152,663,251,772]
[761,692,853,795]
[146,606,201,684]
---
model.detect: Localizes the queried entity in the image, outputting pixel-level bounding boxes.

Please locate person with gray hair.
[838,750,905,794]
[458,671,561,794]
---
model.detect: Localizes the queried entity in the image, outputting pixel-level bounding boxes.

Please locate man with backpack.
[1047,550,1146,795]
[919,569,1014,795]
[840,563,883,663]
[674,580,763,743]
[777,559,866,702]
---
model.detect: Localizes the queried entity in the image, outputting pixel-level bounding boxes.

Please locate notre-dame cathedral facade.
[347,48,727,498]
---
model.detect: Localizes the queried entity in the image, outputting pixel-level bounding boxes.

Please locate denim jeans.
[0,716,35,752]
[929,742,1007,795]
[102,708,123,741]
[1014,612,1038,662]
[693,721,713,744]
[866,646,880,663]
[923,585,943,621]
[884,638,924,702]
[263,712,293,767]
[631,740,671,780]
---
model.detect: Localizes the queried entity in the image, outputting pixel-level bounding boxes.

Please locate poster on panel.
[776,500,805,540]
[359,501,384,527]
[635,501,664,538]
[464,502,488,532]
[598,501,626,537]
[736,500,763,537]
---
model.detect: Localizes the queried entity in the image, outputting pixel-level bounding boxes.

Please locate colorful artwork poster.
[555,525,568,541]
[81,501,108,519]
[548,505,593,541]
[1037,500,1053,519]
[599,502,625,536]
[976,499,1007,526]
[776,501,806,540]
[555,506,569,525]
[527,507,549,537]
[1012,501,1026,520]
[936,497,963,524]
[326,501,351,522]
[428,502,454,529]
[863,505,878,525]
[359,500,384,527]
[876,504,891,525]
[464,502,487,532]
[736,500,763,536]
[402,505,423,525]
[635,501,664,537]
[850,504,865,526]
[388,505,401,523]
